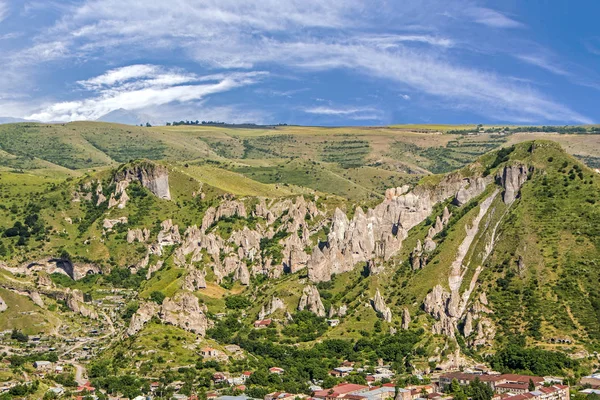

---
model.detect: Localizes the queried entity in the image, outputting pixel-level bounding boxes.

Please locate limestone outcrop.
[127,302,160,336]
[113,161,171,200]
[259,296,286,320]
[183,268,207,291]
[298,285,326,317]
[108,181,130,209]
[103,217,127,230]
[157,219,181,247]
[67,289,98,320]
[201,200,247,231]
[308,172,475,282]
[127,228,150,243]
[402,308,411,330]
[500,164,528,204]
[159,292,211,335]
[0,295,6,312]
[372,289,392,323]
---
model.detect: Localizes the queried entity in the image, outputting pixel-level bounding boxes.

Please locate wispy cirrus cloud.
[0,0,595,124]
[27,66,267,122]
[0,1,9,22]
[466,7,523,28]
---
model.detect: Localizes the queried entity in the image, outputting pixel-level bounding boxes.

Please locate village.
[2,332,599,400]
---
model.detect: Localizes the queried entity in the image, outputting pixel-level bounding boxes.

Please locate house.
[241,371,253,381]
[266,392,308,400]
[505,385,569,400]
[440,373,544,392]
[49,387,65,396]
[334,367,354,377]
[269,367,285,375]
[77,381,96,393]
[202,347,219,358]
[313,383,370,400]
[328,319,340,327]
[255,319,272,328]
[55,365,64,373]
[34,360,53,370]
[361,386,398,400]
[213,372,228,383]
[151,382,161,392]
[207,392,219,399]
[581,374,600,387]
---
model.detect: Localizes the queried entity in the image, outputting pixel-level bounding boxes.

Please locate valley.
[0,122,598,400]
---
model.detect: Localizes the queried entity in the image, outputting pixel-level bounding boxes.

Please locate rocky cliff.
[113,161,171,200]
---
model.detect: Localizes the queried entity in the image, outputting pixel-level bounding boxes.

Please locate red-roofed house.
[313,383,370,400]
[269,367,285,375]
[255,319,272,328]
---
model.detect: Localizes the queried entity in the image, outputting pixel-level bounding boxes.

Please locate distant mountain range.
[96,108,161,126]
[0,117,37,124]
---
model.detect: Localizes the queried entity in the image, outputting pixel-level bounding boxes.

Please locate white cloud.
[466,7,522,28]
[27,67,267,122]
[400,94,411,100]
[303,106,383,121]
[516,54,570,77]
[0,0,592,124]
[0,1,9,22]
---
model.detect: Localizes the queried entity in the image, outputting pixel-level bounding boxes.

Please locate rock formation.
[159,292,211,335]
[113,161,171,200]
[67,289,98,320]
[127,228,150,243]
[127,302,160,336]
[298,285,326,317]
[500,164,528,204]
[108,181,130,209]
[259,296,286,320]
[183,268,207,291]
[157,219,181,247]
[0,295,6,312]
[308,172,477,282]
[103,217,128,230]
[401,308,411,330]
[372,289,392,323]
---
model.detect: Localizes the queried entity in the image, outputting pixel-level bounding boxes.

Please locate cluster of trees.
[490,343,578,376]
[447,378,493,400]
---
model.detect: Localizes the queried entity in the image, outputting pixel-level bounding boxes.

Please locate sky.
[0,0,599,126]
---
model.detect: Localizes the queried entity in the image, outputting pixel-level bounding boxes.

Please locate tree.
[11,329,28,343]
[466,377,493,400]
[150,291,165,305]
[528,379,535,392]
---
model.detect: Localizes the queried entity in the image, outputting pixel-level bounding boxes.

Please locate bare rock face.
[401,308,411,330]
[298,285,326,317]
[158,219,181,247]
[201,200,247,231]
[127,302,160,336]
[410,240,427,270]
[37,273,54,288]
[454,177,487,206]
[328,304,348,318]
[259,296,286,320]
[423,285,455,337]
[108,181,130,209]
[372,289,392,323]
[463,311,474,337]
[234,263,251,286]
[0,295,7,312]
[500,164,528,204]
[29,292,44,308]
[127,228,150,243]
[67,289,98,320]
[114,162,171,200]
[308,172,474,283]
[103,217,128,230]
[160,292,211,335]
[281,232,310,273]
[146,260,164,280]
[183,268,207,291]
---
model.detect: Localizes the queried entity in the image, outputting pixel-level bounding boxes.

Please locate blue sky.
[0,0,599,125]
